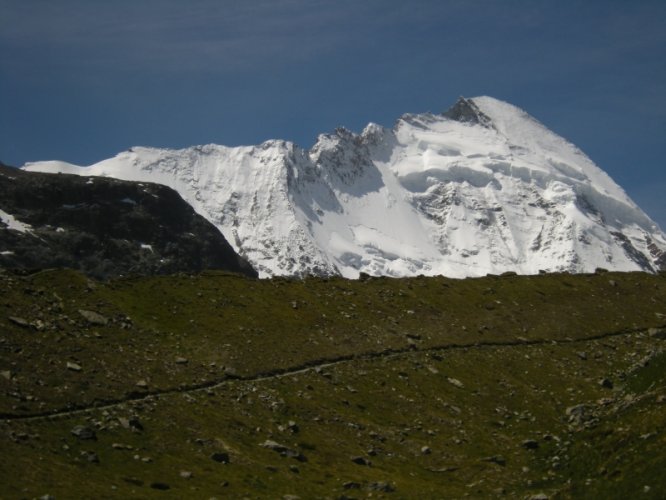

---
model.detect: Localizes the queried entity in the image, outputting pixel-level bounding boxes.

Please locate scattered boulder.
[260,440,307,462]
[8,316,30,328]
[122,477,143,486]
[71,425,96,440]
[421,446,431,455]
[78,309,108,326]
[175,356,188,365]
[343,481,362,490]
[522,439,539,450]
[648,327,666,340]
[111,443,132,450]
[350,456,371,466]
[566,404,594,426]
[482,455,507,466]
[119,416,143,432]
[599,378,614,389]
[66,361,82,372]
[447,377,464,388]
[81,450,99,463]
[210,452,230,463]
[180,471,193,479]
[368,482,395,493]
[428,466,459,473]
[261,440,288,452]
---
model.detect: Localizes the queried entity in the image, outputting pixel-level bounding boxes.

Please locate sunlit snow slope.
[24,97,666,278]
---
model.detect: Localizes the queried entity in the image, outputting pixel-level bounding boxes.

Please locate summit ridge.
[23,96,666,278]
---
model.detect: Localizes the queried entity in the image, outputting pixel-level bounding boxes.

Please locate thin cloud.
[0,0,400,78]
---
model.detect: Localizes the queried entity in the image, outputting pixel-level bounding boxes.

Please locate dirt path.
[1,325,659,423]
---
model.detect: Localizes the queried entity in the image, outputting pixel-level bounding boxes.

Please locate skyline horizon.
[2,1,664,228]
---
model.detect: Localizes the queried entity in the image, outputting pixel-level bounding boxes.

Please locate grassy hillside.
[1,269,665,498]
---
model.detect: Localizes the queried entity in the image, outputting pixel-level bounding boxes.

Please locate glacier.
[24,96,666,278]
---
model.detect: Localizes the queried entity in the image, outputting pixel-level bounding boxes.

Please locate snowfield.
[24,96,666,278]
[0,208,34,234]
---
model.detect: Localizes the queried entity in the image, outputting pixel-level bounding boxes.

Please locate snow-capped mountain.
[24,96,666,278]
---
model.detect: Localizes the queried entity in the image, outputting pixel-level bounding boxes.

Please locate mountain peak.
[22,97,666,278]
[442,96,493,127]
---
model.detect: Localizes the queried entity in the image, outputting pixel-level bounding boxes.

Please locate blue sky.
[1,0,665,228]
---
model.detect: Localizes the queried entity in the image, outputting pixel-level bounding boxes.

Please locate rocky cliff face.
[0,164,256,279]
[23,96,666,278]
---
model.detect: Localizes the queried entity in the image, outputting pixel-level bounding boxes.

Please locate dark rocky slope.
[0,163,256,278]
[0,269,665,498]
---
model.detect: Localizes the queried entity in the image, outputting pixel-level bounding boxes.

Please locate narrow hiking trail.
[2,325,661,423]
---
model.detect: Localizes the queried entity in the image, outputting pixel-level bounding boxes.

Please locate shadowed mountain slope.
[0,164,256,278]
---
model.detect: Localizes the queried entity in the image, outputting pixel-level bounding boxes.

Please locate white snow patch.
[0,209,33,234]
